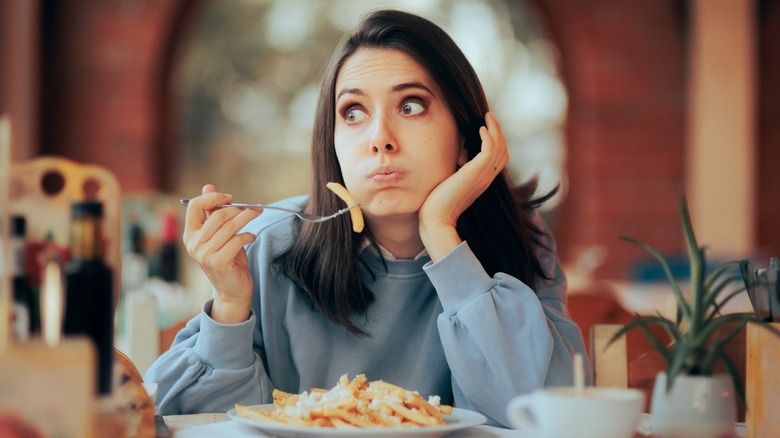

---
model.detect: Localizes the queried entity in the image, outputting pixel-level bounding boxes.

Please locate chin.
[364,202,421,221]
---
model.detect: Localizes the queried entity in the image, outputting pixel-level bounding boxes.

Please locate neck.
[369,215,424,259]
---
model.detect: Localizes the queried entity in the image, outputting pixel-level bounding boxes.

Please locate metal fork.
[179,199,360,223]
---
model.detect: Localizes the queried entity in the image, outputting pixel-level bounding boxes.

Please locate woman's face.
[333,48,463,222]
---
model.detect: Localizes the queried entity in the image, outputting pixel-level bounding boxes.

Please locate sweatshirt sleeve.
[423,211,588,427]
[143,299,274,415]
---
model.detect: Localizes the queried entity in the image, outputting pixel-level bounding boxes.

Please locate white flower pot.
[650,372,737,438]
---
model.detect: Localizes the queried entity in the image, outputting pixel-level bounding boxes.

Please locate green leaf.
[700,321,746,373]
[739,260,755,291]
[706,284,748,322]
[703,274,743,311]
[635,320,673,362]
[679,192,699,255]
[691,313,765,348]
[654,311,683,344]
[675,303,683,327]
[606,317,674,361]
[690,248,707,334]
[666,342,694,390]
[700,339,719,374]
[619,235,691,323]
[679,192,707,338]
[705,261,741,291]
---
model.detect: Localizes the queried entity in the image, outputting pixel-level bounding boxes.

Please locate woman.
[145,9,587,427]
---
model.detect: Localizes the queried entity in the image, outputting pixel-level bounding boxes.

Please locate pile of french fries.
[235,374,452,429]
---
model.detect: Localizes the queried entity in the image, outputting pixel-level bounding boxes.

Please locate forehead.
[336,48,438,92]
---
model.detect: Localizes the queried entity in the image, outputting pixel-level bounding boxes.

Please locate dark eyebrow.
[336,88,364,100]
[336,82,435,100]
[391,82,434,95]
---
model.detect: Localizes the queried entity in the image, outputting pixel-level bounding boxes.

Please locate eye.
[344,107,368,125]
[400,101,425,116]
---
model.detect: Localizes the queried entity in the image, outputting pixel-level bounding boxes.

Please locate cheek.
[334,126,366,161]
[333,146,361,192]
[417,149,459,191]
[428,133,462,174]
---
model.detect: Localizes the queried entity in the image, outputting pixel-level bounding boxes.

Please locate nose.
[368,115,398,155]
[371,143,395,154]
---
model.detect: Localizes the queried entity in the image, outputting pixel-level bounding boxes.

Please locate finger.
[211,232,258,265]
[478,126,500,172]
[183,190,234,239]
[486,113,508,155]
[202,184,218,195]
[192,208,260,260]
[196,231,257,274]
[485,112,506,145]
[201,184,229,216]
[189,209,260,262]
[484,112,509,171]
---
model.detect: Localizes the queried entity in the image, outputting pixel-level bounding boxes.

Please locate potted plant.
[609,193,780,438]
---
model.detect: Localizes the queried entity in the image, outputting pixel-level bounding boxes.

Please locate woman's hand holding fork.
[183,184,261,324]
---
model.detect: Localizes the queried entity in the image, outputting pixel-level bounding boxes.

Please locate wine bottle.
[121,217,149,291]
[158,211,178,283]
[63,201,114,395]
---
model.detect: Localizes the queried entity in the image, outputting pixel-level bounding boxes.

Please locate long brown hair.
[277,9,555,336]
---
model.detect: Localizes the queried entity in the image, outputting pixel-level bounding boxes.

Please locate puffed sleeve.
[423,211,588,427]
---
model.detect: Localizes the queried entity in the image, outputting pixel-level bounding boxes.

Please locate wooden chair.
[590,324,628,388]
[745,323,780,437]
[568,288,671,393]
[10,156,122,308]
[568,290,635,358]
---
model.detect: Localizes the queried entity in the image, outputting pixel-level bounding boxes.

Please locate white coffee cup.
[507,387,644,438]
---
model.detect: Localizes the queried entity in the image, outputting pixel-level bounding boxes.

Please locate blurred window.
[175,0,567,210]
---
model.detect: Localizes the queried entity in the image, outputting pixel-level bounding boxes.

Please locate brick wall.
[758,1,780,260]
[39,0,196,192]
[533,0,687,277]
[36,0,779,279]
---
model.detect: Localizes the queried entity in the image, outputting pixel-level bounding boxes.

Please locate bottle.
[63,201,114,395]
[10,215,36,341]
[121,217,149,291]
[158,211,178,283]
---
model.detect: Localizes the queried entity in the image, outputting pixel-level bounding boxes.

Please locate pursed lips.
[368,166,407,184]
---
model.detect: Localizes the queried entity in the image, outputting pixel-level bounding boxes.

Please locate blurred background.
[2,0,779,369]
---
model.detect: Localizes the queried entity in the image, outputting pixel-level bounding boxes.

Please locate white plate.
[227,404,487,437]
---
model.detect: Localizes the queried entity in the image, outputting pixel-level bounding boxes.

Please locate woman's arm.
[143,300,274,415]
[424,213,588,427]
[146,194,314,415]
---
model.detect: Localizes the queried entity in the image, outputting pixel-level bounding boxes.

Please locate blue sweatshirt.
[144,196,588,427]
